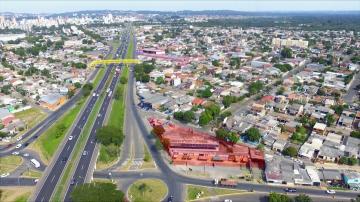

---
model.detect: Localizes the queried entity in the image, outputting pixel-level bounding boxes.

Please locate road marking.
[51,175,56,183]
[81,164,84,170]
[41,196,45,202]
[67,145,70,151]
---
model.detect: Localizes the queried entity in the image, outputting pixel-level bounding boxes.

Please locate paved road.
[63,31,131,202]
[343,72,360,104]
[0,177,37,186]
[33,43,121,202]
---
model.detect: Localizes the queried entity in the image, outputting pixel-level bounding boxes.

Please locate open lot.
[0,155,23,174]
[186,184,245,201]
[0,187,33,202]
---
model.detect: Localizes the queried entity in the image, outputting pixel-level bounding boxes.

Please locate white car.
[12,151,19,155]
[224,200,232,202]
[34,179,39,183]
[15,144,22,149]
[0,173,10,178]
[23,153,29,157]
[16,136,23,141]
[68,136,73,141]
[326,190,336,194]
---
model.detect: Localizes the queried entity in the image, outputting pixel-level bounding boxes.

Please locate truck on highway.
[214,178,237,187]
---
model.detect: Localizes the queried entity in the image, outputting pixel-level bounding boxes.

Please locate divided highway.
[63,31,131,201]
[33,34,126,202]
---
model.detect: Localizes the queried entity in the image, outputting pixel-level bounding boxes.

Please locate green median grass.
[96,37,133,168]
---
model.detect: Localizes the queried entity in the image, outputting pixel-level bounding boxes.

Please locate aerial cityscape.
[0,1,359,202]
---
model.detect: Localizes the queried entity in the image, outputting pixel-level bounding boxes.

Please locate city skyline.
[0,0,359,14]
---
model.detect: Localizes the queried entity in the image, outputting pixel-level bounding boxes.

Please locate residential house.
[343,171,360,190]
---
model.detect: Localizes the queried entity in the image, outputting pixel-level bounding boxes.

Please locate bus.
[31,159,40,168]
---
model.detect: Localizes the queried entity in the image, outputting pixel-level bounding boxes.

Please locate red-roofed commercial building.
[149,118,265,169]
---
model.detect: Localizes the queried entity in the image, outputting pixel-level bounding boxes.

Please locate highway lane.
[63,32,131,202]
[0,47,113,157]
[34,43,121,202]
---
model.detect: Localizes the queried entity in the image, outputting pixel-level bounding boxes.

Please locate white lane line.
[41,196,45,202]
[67,145,70,151]
[51,175,56,183]
[81,164,84,170]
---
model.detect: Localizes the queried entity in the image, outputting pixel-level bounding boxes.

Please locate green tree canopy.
[283,146,298,157]
[244,127,261,142]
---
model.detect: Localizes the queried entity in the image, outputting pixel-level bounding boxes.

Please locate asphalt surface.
[63,31,131,202]
[343,72,360,104]
[0,177,37,186]
[34,42,122,202]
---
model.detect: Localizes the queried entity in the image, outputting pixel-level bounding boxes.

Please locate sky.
[0,1,359,14]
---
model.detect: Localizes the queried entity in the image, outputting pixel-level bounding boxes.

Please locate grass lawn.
[128,178,168,202]
[20,169,42,178]
[96,144,119,170]
[15,107,47,131]
[186,185,245,201]
[0,187,33,202]
[0,155,23,174]
[32,98,85,164]
[140,144,156,169]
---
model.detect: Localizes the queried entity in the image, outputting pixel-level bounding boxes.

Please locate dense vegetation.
[215,128,239,143]
[134,62,155,83]
[243,127,261,142]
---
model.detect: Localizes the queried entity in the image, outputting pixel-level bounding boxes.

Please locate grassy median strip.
[96,37,133,168]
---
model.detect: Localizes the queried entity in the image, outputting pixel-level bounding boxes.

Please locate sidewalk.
[314,162,360,172]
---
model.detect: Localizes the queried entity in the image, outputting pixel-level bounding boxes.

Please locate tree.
[198,87,212,98]
[212,60,221,67]
[205,103,221,117]
[96,126,124,146]
[248,81,264,95]
[0,76,4,82]
[268,192,292,202]
[137,183,150,196]
[325,114,335,126]
[283,146,298,157]
[67,90,75,98]
[281,47,293,58]
[222,95,237,108]
[183,111,195,123]
[71,182,125,202]
[155,77,164,85]
[82,83,93,97]
[276,87,285,95]
[199,111,213,126]
[294,194,312,202]
[74,82,82,89]
[120,76,128,84]
[244,128,261,142]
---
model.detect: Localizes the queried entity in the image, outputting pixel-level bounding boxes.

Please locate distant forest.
[192,15,360,32]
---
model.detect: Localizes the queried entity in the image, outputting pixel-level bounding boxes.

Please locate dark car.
[24,142,29,147]
[167,195,174,202]
[62,157,68,162]
[284,188,297,193]
[70,179,76,185]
